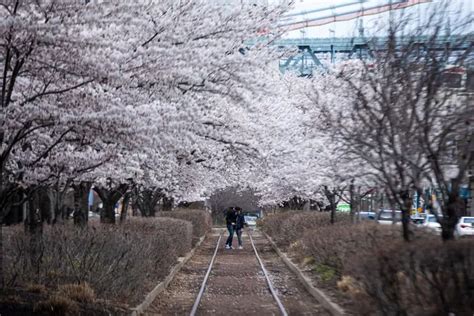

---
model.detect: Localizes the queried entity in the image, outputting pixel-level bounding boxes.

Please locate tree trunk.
[355,186,362,222]
[303,200,310,211]
[53,189,63,224]
[162,196,173,212]
[47,189,56,224]
[119,193,130,223]
[314,201,322,212]
[324,186,337,224]
[95,183,128,224]
[349,181,355,223]
[51,181,70,225]
[72,182,92,227]
[441,183,463,241]
[149,201,157,217]
[380,192,385,209]
[2,189,24,225]
[330,196,336,224]
[0,221,3,287]
[132,201,139,216]
[0,184,25,225]
[135,188,163,217]
[138,190,153,217]
[38,189,51,224]
[400,190,412,242]
[25,188,43,235]
[102,199,116,224]
[143,189,163,217]
[24,188,44,282]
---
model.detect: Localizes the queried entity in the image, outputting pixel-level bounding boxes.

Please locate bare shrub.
[297,220,473,315]
[263,212,473,314]
[259,211,295,245]
[157,209,212,245]
[346,239,474,315]
[3,218,192,306]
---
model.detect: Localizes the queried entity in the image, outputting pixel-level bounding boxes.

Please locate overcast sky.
[280,0,473,38]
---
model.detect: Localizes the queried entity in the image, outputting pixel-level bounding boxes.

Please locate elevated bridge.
[274,35,474,75]
[270,0,472,75]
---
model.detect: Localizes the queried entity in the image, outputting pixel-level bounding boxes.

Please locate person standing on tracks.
[225,207,238,249]
[235,207,247,249]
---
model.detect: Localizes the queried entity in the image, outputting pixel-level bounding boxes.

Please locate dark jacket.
[235,213,246,230]
[225,208,237,225]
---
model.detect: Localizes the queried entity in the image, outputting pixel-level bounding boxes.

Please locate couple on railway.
[224,207,246,250]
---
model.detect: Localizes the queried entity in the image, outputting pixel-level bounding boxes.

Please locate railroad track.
[147,228,330,315]
[189,230,288,316]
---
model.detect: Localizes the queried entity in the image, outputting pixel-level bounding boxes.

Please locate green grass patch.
[313,263,337,282]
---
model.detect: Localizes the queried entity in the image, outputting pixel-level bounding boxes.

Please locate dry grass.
[26,283,47,294]
[33,295,79,316]
[337,276,362,295]
[58,283,95,303]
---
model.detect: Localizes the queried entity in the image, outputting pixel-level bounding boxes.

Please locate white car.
[455,217,474,238]
[88,211,100,220]
[376,209,402,225]
[422,214,442,235]
[244,215,258,226]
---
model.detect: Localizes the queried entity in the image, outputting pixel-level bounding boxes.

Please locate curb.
[130,234,207,316]
[263,233,346,316]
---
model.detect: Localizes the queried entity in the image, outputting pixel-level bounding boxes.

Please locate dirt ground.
[145,228,331,315]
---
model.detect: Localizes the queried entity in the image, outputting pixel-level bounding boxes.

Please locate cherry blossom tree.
[2,0,291,226]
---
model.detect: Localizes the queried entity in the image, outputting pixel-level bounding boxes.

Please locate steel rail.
[247,231,289,316]
[189,232,222,316]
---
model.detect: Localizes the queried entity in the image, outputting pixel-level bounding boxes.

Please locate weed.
[313,263,336,282]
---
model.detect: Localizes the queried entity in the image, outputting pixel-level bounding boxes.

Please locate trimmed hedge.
[157,209,212,245]
[260,211,350,247]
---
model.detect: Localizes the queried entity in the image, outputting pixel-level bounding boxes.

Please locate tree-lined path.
[1,0,472,314]
[146,229,329,315]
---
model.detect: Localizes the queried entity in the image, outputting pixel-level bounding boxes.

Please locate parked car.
[88,211,100,220]
[421,214,442,235]
[376,209,402,225]
[411,214,426,226]
[455,217,474,238]
[357,211,376,220]
[244,215,258,226]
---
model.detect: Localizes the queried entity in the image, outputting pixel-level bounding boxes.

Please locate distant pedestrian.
[225,207,237,249]
[235,207,246,249]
